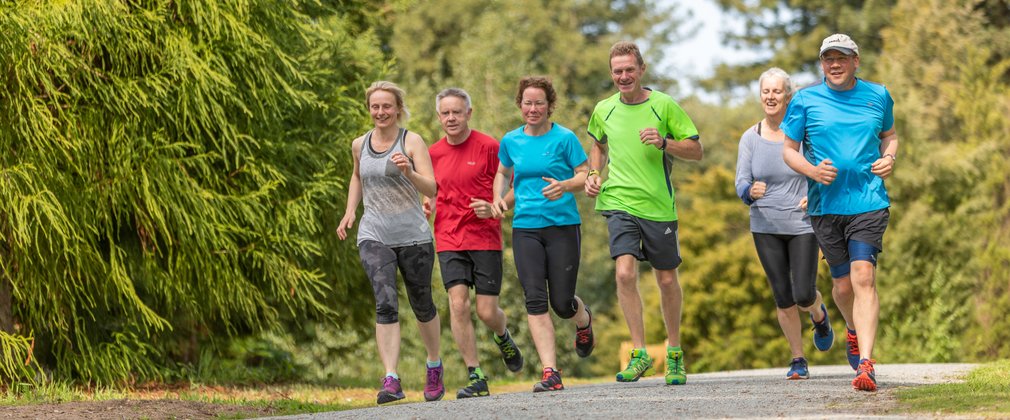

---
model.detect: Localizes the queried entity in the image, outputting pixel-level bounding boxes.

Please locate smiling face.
[437,95,471,139]
[820,50,860,90]
[610,54,645,98]
[520,87,550,127]
[368,90,399,128]
[760,76,789,118]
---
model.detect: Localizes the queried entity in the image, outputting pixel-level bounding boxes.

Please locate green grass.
[898,360,1010,417]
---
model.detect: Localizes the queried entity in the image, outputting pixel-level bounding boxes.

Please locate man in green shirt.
[585,41,702,386]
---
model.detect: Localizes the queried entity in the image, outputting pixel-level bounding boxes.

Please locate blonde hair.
[365,81,410,124]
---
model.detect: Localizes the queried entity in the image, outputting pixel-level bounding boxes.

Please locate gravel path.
[273,363,975,419]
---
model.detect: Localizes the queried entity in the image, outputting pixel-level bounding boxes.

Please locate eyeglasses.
[820,55,853,64]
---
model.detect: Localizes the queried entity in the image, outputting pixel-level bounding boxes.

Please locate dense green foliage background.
[1,0,1008,390]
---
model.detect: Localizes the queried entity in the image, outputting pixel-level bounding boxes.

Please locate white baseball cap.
[819,33,859,57]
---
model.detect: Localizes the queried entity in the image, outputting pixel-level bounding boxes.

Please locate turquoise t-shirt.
[587,89,699,222]
[781,78,894,216]
[499,123,587,229]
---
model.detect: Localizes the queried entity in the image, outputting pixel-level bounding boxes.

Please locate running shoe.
[852,358,877,391]
[845,328,860,371]
[456,368,490,399]
[810,303,835,351]
[574,306,595,358]
[423,363,444,401]
[665,348,687,385]
[532,367,564,392]
[616,348,653,382]
[376,375,405,405]
[494,329,524,372]
[786,357,809,380]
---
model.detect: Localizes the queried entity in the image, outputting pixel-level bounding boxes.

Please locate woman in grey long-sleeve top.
[734,68,834,380]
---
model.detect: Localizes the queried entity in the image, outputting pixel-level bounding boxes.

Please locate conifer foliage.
[0,1,381,385]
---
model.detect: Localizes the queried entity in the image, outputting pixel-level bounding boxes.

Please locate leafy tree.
[874,0,1010,361]
[705,0,897,92]
[0,0,385,385]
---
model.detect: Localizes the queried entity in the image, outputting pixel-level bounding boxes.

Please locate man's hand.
[871,155,895,179]
[813,159,838,185]
[469,197,496,219]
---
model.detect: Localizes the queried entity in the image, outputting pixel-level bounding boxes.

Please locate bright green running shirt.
[588,89,699,221]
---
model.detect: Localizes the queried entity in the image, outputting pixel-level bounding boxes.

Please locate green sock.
[386,372,399,380]
[668,345,682,353]
[427,359,441,368]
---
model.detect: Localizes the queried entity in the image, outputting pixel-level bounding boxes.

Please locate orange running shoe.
[852,358,877,391]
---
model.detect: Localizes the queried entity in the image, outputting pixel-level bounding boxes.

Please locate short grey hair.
[435,87,472,113]
[758,67,795,98]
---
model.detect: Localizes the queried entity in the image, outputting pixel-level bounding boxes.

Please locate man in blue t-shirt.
[782,33,900,393]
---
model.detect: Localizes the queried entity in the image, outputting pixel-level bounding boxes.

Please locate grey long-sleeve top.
[734,122,813,235]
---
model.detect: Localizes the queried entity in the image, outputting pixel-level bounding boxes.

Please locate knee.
[615,267,637,288]
[551,297,578,319]
[449,293,471,317]
[794,290,817,308]
[376,303,398,324]
[475,302,498,324]
[850,263,876,288]
[655,271,680,290]
[833,277,853,297]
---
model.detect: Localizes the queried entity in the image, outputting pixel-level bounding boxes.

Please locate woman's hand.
[336,212,356,240]
[541,177,564,200]
[750,181,767,200]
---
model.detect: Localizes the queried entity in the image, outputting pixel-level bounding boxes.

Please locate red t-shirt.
[429,130,502,252]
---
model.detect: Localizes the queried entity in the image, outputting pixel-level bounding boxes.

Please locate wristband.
[883,153,896,162]
[587,169,600,177]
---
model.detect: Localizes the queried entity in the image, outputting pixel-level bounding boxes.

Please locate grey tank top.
[356,128,432,247]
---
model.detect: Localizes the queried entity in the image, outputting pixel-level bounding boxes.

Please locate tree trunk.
[0,275,13,334]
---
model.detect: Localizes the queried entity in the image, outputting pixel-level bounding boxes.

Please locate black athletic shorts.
[602,210,682,270]
[437,250,503,296]
[810,208,889,267]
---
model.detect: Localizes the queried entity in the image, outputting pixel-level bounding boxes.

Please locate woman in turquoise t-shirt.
[492,76,594,393]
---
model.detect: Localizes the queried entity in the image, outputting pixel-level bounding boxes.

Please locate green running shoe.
[665,348,687,385]
[456,368,490,399]
[616,348,653,382]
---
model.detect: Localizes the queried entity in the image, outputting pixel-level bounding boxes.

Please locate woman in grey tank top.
[336,81,445,404]
[734,68,833,380]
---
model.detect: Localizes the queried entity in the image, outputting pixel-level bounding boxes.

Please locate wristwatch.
[883,153,897,162]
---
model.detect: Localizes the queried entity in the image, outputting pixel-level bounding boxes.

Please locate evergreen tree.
[0,0,385,385]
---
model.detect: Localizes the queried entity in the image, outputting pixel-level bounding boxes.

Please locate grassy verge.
[0,375,612,417]
[897,359,1010,417]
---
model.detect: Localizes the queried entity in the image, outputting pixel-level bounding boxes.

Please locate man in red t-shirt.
[426,88,523,399]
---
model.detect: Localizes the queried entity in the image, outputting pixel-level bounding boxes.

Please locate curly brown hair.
[514,76,557,116]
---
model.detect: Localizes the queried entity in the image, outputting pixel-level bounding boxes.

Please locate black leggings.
[752,232,819,309]
[512,225,581,318]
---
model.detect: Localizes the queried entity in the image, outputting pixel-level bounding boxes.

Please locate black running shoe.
[456,368,490,399]
[532,367,564,392]
[574,306,595,358]
[494,329,524,372]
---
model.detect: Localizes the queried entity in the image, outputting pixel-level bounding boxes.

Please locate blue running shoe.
[810,303,834,351]
[846,328,860,371]
[786,357,809,380]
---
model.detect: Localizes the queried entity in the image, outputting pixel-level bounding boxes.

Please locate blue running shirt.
[781,78,895,216]
[499,123,587,229]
